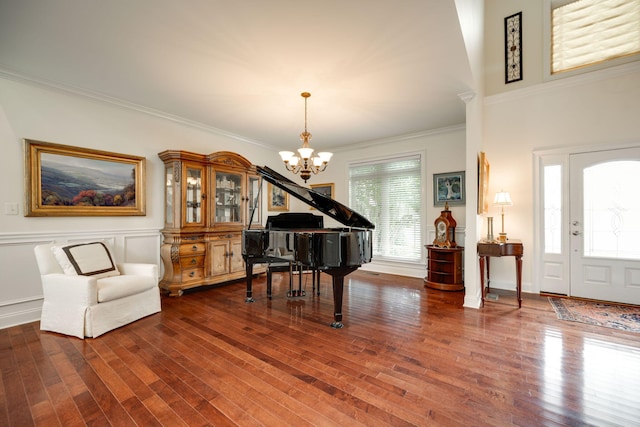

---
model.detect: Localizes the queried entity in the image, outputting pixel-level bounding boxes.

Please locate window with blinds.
[349,155,422,263]
[551,0,640,74]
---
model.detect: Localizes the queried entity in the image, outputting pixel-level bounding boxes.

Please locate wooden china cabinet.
[158,150,263,296]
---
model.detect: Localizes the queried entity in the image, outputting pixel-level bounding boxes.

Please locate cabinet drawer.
[428,260,457,274]
[179,243,205,255]
[429,251,457,262]
[208,233,240,242]
[180,255,205,268]
[181,267,205,282]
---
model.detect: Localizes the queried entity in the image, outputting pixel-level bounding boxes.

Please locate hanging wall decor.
[477,152,490,215]
[267,183,289,211]
[24,139,146,217]
[505,11,523,83]
[433,171,465,206]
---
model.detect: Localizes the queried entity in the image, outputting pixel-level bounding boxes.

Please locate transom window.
[550,0,640,75]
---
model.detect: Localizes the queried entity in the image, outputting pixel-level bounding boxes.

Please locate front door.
[569,147,640,304]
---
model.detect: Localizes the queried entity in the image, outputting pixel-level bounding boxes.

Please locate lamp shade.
[297,147,314,160]
[317,152,333,162]
[279,151,295,162]
[493,191,513,206]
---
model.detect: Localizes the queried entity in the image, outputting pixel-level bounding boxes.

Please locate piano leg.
[313,268,321,296]
[331,276,344,328]
[245,262,255,303]
[326,266,358,329]
[266,267,273,300]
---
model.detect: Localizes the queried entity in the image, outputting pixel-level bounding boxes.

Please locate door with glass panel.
[569,148,640,304]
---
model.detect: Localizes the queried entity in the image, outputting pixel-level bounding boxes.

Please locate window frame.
[348,152,424,264]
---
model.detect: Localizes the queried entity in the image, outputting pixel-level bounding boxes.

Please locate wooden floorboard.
[2,270,640,426]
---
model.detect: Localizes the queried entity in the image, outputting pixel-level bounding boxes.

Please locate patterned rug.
[549,297,640,333]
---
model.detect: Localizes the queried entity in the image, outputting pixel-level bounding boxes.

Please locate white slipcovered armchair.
[34,242,161,339]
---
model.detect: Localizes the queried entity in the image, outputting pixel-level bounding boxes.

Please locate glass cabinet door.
[215,171,243,224]
[247,175,261,226]
[185,165,204,225]
[165,164,174,226]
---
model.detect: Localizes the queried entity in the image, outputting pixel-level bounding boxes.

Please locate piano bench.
[266,263,322,298]
[266,262,293,299]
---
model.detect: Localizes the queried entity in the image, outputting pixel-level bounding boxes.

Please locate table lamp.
[493,190,513,242]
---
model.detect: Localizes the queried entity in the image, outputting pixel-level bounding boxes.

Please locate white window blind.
[552,0,640,74]
[349,155,422,262]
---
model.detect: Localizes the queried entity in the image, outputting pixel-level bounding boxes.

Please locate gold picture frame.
[477,151,490,215]
[24,139,146,217]
[309,182,334,210]
[267,183,289,211]
[310,182,334,198]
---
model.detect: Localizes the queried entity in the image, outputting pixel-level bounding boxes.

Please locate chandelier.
[279,92,333,183]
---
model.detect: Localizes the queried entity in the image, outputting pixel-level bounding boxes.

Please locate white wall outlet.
[4,202,19,215]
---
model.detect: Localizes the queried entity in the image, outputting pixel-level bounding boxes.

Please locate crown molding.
[458,91,476,103]
[484,60,640,106]
[331,123,466,153]
[0,65,272,149]
[0,65,468,152]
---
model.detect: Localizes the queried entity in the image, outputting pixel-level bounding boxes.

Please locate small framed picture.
[310,183,334,198]
[433,171,465,206]
[309,183,334,210]
[267,183,289,211]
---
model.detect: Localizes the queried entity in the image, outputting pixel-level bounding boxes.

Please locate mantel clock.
[433,202,457,248]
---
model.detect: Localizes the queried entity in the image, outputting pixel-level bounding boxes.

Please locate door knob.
[572,230,582,236]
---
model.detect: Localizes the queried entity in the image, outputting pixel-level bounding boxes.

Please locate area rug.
[549,297,640,333]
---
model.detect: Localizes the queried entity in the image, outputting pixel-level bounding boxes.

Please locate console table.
[478,240,523,308]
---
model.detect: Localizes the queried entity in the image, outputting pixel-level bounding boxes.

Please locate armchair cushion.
[51,242,120,279]
[97,274,157,303]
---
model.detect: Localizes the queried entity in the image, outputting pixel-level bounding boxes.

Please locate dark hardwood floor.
[2,270,640,426]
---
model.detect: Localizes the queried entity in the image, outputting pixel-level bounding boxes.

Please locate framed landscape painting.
[24,139,146,216]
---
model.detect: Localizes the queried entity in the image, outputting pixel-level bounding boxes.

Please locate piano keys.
[242,166,374,328]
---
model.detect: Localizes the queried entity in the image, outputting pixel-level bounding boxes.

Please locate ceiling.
[0,0,475,151]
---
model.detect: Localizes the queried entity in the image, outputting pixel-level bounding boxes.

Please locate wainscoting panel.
[0,229,161,330]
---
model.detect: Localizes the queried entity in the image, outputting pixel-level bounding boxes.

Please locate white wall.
[484,0,544,96]
[0,76,278,329]
[482,0,640,293]
[483,63,640,293]
[8,0,638,327]
[0,76,467,328]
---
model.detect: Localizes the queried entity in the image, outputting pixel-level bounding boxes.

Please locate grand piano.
[242,166,374,328]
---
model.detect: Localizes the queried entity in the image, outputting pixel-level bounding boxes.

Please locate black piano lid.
[257,166,375,230]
